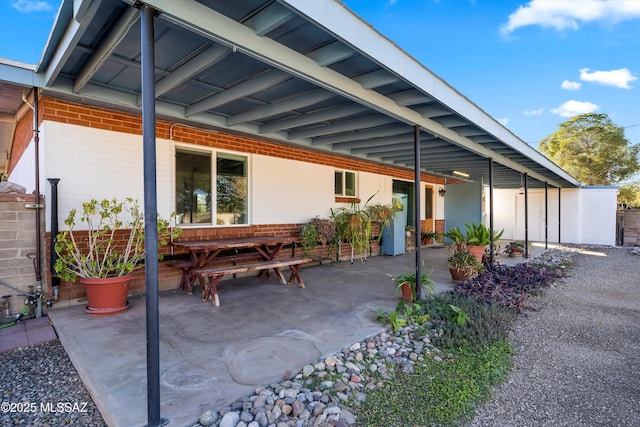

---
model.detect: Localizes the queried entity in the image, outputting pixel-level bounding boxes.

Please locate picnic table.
[171,236,310,306]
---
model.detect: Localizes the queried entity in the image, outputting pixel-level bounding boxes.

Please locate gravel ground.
[2,247,639,427]
[0,340,106,426]
[468,246,640,427]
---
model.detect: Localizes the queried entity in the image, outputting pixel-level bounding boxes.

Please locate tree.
[618,181,640,209]
[539,113,640,185]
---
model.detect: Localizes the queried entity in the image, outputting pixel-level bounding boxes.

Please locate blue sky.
[1,0,639,149]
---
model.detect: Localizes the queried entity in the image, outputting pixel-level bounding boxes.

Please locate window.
[335,170,356,197]
[176,150,212,224]
[216,153,248,225]
[175,149,248,226]
[425,186,434,220]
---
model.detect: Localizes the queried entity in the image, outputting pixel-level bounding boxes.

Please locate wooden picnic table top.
[172,236,297,251]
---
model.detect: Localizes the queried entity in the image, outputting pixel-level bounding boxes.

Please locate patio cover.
[0,0,580,189]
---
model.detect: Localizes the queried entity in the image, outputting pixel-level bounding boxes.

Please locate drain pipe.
[23,89,44,317]
[47,178,60,302]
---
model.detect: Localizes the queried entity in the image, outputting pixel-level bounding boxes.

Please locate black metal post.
[544,182,548,249]
[488,159,494,269]
[47,178,60,288]
[524,173,529,258]
[414,125,422,299]
[558,187,562,244]
[140,4,165,427]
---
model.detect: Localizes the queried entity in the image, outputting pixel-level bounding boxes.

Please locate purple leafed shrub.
[454,263,564,311]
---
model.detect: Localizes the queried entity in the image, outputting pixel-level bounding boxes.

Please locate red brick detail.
[40,97,448,185]
[435,219,445,237]
[7,109,34,175]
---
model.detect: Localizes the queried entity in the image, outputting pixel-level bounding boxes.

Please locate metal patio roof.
[1,0,580,188]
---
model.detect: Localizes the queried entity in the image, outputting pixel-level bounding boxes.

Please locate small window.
[335,170,356,197]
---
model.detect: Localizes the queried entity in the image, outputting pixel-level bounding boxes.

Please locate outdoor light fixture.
[439,188,446,197]
[452,170,469,178]
[518,174,525,195]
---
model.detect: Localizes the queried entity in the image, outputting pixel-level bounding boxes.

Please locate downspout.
[23,89,44,317]
[47,178,60,302]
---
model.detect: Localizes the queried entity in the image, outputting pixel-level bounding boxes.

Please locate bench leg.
[201,274,223,307]
[272,267,287,285]
[287,264,305,288]
[179,268,194,295]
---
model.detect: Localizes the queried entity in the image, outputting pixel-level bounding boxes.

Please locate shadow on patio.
[48,244,547,427]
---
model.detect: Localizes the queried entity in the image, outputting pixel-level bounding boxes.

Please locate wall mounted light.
[438,188,446,197]
[518,174,525,195]
[452,170,469,178]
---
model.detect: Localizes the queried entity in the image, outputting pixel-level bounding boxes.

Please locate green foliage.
[539,113,640,185]
[426,292,516,351]
[464,221,504,246]
[330,194,376,262]
[357,340,513,426]
[618,181,640,208]
[368,201,401,240]
[447,250,484,277]
[388,266,436,301]
[299,223,319,257]
[54,198,181,281]
[377,301,431,332]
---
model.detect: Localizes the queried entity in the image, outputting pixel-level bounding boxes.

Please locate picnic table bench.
[171,237,310,306]
[192,256,311,306]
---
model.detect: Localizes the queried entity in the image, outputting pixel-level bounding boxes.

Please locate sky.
[1,0,639,150]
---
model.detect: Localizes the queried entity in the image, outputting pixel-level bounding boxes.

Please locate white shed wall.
[493,187,616,245]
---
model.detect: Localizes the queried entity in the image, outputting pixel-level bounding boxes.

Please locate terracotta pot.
[79,275,132,316]
[400,283,414,302]
[468,245,485,263]
[449,268,471,282]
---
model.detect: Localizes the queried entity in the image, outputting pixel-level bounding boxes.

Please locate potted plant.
[503,241,525,258]
[299,216,336,260]
[331,195,375,263]
[54,198,180,316]
[368,200,402,239]
[389,268,436,302]
[447,250,484,282]
[444,227,467,252]
[421,231,440,246]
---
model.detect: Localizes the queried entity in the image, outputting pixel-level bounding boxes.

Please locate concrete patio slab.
[47,244,548,427]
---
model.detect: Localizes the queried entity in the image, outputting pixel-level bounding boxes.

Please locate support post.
[139,4,166,427]
[524,173,529,258]
[544,182,548,249]
[558,187,562,244]
[414,125,422,300]
[488,159,494,269]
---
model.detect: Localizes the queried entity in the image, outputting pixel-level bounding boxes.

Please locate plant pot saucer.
[85,301,130,316]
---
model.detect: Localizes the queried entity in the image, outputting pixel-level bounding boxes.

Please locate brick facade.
[16,97,447,304]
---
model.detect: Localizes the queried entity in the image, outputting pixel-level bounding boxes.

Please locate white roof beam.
[73,6,139,93]
[388,90,433,107]
[44,0,101,86]
[246,3,295,36]
[289,115,395,139]
[311,125,407,146]
[353,69,398,89]
[155,45,229,98]
[260,104,365,133]
[226,89,334,126]
[307,43,354,66]
[186,70,289,116]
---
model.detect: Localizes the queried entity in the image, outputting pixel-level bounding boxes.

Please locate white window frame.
[334,169,357,197]
[174,143,251,227]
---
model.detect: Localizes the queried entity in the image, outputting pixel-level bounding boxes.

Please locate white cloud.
[551,100,599,117]
[500,0,640,34]
[561,80,582,90]
[523,108,544,116]
[11,0,52,13]
[497,117,510,126]
[579,67,637,89]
